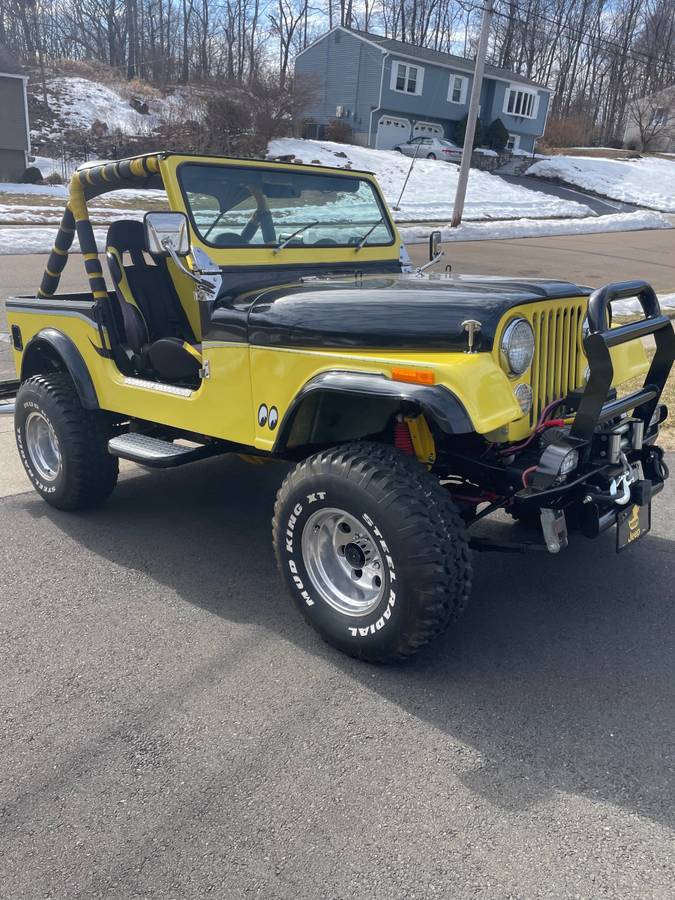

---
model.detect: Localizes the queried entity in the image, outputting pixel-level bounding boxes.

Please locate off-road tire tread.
[17,373,118,510]
[273,441,472,662]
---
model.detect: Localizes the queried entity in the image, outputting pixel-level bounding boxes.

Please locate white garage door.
[376,115,411,149]
[412,121,444,139]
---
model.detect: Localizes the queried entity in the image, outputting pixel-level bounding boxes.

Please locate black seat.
[105,220,202,381]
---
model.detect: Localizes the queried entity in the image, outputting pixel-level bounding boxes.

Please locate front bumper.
[518,281,674,548]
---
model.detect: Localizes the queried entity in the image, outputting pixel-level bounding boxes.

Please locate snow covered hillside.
[30,75,204,144]
[526,155,675,213]
[268,138,591,222]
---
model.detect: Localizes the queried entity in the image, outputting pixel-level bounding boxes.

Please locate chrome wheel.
[301,508,386,617]
[25,411,61,482]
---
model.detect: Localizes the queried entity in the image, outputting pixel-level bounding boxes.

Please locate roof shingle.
[346,27,551,91]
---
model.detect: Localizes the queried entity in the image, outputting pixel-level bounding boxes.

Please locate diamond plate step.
[108,433,216,468]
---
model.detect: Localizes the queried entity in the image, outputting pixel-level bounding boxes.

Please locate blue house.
[295,27,553,154]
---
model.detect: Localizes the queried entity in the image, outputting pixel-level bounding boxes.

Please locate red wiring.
[498,398,565,457]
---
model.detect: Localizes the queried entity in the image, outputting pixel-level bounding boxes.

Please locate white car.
[393,136,463,163]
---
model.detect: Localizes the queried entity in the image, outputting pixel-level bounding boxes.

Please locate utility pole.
[451,0,495,227]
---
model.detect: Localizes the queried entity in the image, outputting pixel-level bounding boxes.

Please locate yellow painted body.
[6,152,650,453]
[8,299,648,451]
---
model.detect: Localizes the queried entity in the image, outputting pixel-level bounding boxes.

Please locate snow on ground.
[398,211,671,243]
[37,77,161,139]
[0,182,68,198]
[0,204,145,226]
[33,77,206,143]
[268,138,591,222]
[527,155,675,212]
[0,227,109,255]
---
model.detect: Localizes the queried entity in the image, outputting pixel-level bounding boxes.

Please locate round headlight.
[500,318,535,377]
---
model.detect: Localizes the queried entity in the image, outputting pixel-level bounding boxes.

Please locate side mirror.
[429,229,442,261]
[144,211,190,257]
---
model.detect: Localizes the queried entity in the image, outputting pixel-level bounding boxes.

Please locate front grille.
[528,300,587,422]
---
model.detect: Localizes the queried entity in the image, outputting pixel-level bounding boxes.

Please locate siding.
[0,148,27,181]
[294,29,552,149]
[488,80,549,139]
[0,76,29,152]
[381,56,474,126]
[295,30,382,142]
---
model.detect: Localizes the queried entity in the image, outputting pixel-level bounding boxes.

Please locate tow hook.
[606,452,635,507]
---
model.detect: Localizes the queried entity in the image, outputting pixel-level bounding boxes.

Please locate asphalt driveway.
[1,449,674,898]
[496,172,642,216]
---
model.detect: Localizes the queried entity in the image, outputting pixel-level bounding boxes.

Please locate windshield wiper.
[354,218,383,251]
[273,221,319,254]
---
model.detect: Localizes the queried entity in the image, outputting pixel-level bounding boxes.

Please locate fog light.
[559,449,579,476]
[514,383,533,415]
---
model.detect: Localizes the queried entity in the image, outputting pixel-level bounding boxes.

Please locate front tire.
[272,442,472,662]
[15,373,119,510]
[426,152,437,159]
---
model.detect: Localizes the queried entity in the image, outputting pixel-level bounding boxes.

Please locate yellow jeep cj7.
[5,151,675,661]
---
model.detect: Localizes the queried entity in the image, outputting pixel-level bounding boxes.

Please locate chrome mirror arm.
[416,249,445,275]
[161,238,217,295]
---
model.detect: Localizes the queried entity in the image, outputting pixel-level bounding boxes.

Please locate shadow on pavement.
[24,454,675,831]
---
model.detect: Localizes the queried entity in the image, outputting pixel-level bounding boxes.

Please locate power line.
[480,1,675,84]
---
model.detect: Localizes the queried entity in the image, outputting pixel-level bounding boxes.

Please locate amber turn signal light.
[391,367,435,385]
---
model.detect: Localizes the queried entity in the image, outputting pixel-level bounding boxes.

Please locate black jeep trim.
[21,328,99,410]
[570,280,675,448]
[273,370,473,452]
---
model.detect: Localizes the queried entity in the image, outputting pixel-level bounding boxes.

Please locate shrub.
[20,166,43,184]
[543,115,593,148]
[325,119,353,143]
[485,118,510,152]
[454,114,482,148]
[45,172,64,185]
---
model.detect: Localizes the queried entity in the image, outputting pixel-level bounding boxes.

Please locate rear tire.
[272,442,472,662]
[15,373,119,511]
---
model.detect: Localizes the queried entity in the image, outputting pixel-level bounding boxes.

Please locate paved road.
[407,226,675,292]
[497,173,642,216]
[1,437,674,897]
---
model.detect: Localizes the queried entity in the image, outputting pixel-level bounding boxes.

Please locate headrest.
[106,219,152,270]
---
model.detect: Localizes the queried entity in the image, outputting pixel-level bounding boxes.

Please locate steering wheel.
[248,185,276,244]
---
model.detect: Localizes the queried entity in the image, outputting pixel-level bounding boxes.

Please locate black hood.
[244,274,590,351]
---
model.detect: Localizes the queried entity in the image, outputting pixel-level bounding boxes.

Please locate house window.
[391,61,424,96]
[448,74,469,104]
[504,86,538,119]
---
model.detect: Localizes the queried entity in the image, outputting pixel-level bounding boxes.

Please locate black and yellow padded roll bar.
[38,154,163,300]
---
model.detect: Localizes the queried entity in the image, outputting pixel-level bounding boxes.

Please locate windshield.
[178,163,395,250]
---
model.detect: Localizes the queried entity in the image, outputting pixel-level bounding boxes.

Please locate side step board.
[108,433,224,469]
[0,378,19,416]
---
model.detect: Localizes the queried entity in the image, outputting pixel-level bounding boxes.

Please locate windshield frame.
[176,160,396,252]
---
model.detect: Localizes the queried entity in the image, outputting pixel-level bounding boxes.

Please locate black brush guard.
[571,280,674,446]
[522,280,674,508]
